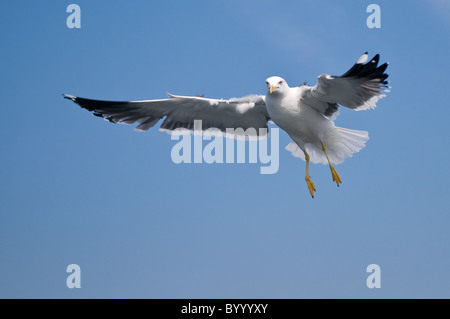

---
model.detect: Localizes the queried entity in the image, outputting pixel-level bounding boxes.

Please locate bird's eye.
[266,81,269,86]
[279,81,283,85]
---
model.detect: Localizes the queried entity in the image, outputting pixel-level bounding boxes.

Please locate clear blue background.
[1,0,449,298]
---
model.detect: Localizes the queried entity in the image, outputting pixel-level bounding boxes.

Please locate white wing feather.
[302,53,389,118]
[64,93,270,139]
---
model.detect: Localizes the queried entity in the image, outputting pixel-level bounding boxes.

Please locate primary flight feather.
[64,52,389,197]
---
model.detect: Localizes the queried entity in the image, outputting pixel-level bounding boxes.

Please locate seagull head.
[265,76,289,96]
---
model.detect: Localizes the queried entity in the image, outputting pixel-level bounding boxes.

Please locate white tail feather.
[286,127,369,165]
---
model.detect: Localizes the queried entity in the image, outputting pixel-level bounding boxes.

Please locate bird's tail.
[286,127,369,165]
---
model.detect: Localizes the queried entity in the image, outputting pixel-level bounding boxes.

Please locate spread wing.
[301,52,389,119]
[64,93,270,139]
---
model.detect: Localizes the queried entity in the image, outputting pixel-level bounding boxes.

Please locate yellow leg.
[303,151,316,198]
[321,143,342,187]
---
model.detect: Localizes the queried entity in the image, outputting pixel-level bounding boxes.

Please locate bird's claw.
[330,166,342,187]
[305,176,316,198]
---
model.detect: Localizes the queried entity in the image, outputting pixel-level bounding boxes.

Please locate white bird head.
[265,76,289,96]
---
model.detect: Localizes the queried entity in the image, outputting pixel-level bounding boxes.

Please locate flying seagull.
[64,52,389,197]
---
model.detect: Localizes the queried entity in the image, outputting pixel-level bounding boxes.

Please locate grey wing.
[63,93,270,139]
[302,52,389,119]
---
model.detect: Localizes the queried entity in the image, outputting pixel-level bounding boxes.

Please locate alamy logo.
[366,4,381,29]
[66,4,81,29]
[170,120,279,174]
[366,264,381,288]
[66,264,81,289]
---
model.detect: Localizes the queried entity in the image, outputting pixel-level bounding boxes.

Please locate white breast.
[266,87,303,130]
[265,86,334,143]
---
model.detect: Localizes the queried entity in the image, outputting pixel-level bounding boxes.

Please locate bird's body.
[266,84,334,150]
[265,80,369,166]
[64,52,389,197]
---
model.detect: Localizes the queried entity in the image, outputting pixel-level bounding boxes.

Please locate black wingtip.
[341,52,388,81]
[371,54,380,64]
[63,94,77,101]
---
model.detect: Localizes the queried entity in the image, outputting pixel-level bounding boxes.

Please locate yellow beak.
[269,84,278,94]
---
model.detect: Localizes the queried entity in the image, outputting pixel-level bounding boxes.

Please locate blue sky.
[1,0,450,298]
